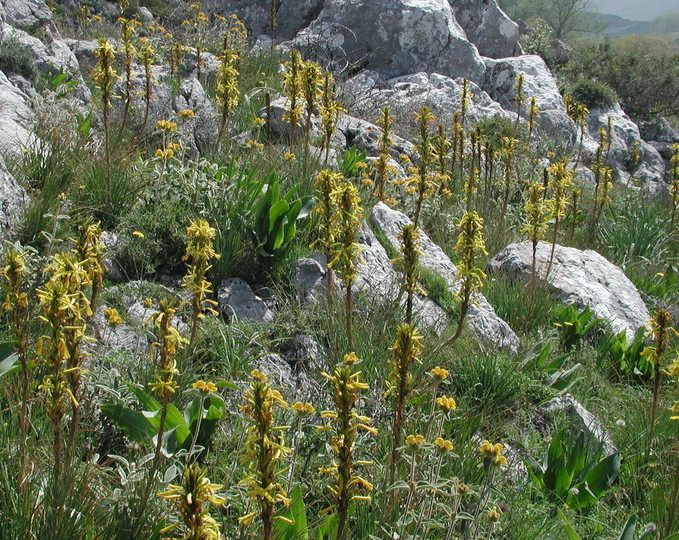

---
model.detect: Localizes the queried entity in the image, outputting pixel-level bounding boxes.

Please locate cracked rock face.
[1,0,52,30]
[370,202,520,352]
[486,242,650,343]
[448,0,520,59]
[218,278,274,323]
[0,154,26,230]
[288,0,486,81]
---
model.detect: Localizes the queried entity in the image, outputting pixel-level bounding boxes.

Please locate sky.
[591,0,679,21]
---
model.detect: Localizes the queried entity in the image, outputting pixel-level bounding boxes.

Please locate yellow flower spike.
[177,109,195,118]
[434,437,454,452]
[192,380,218,393]
[132,231,145,238]
[405,434,426,446]
[436,396,457,412]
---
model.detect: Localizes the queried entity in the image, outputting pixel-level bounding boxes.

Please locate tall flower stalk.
[319,72,343,166]
[387,324,423,484]
[545,160,573,279]
[92,38,118,164]
[283,50,304,144]
[240,369,290,540]
[522,180,552,286]
[329,181,363,349]
[395,224,422,325]
[375,107,395,201]
[410,107,437,227]
[432,212,488,354]
[320,353,376,540]
[0,246,34,493]
[215,48,241,150]
[182,219,219,347]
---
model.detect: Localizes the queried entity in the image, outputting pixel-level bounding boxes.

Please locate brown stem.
[647,360,662,459]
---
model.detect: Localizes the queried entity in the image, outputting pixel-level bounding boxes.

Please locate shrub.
[0,37,37,81]
[476,115,527,148]
[568,78,617,110]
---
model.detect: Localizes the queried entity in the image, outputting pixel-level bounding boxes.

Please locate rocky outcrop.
[371,202,520,352]
[486,242,650,343]
[0,154,26,229]
[218,278,274,322]
[0,70,35,155]
[355,221,449,332]
[585,104,666,193]
[483,55,576,146]
[174,77,219,155]
[448,0,520,58]
[2,25,80,75]
[1,0,52,30]
[639,116,679,162]
[343,70,514,134]
[334,110,416,158]
[288,0,486,81]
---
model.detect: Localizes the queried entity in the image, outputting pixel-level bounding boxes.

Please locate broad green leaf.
[616,515,636,540]
[0,352,19,377]
[583,453,620,496]
[557,508,582,540]
[100,404,155,442]
[274,485,308,540]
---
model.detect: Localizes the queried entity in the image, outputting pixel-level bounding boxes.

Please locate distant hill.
[592,11,679,37]
[591,0,678,21]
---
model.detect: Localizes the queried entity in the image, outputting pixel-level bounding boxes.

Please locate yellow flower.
[436,395,457,411]
[405,434,426,447]
[430,366,449,380]
[250,369,267,381]
[192,380,218,393]
[283,152,297,161]
[155,119,178,132]
[143,297,153,308]
[103,307,122,327]
[434,437,454,452]
[254,117,266,127]
[487,506,502,522]
[343,352,360,365]
[291,401,315,415]
[177,108,195,118]
[132,231,145,238]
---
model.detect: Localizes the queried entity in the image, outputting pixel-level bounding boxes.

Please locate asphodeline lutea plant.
[311,169,342,309]
[670,143,679,228]
[394,224,423,325]
[182,219,220,347]
[117,17,141,133]
[135,298,187,533]
[215,48,241,149]
[499,136,518,226]
[434,123,452,197]
[407,107,438,227]
[92,38,118,162]
[374,107,395,201]
[75,220,106,315]
[663,353,679,535]
[0,244,34,492]
[527,96,540,143]
[545,160,573,279]
[387,324,424,485]
[521,180,552,286]
[432,211,488,354]
[240,369,291,540]
[514,73,525,128]
[329,181,364,349]
[283,49,304,144]
[41,251,93,463]
[643,309,677,454]
[36,251,92,495]
[319,352,376,540]
[319,71,344,165]
[301,60,321,157]
[564,94,589,170]
[186,2,210,82]
[138,37,156,134]
[157,463,227,540]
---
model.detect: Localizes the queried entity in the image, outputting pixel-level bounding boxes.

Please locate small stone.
[218,278,274,322]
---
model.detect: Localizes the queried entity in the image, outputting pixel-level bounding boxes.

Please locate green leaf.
[557,508,582,540]
[100,404,155,442]
[274,485,308,540]
[125,382,161,411]
[216,380,239,390]
[616,515,636,540]
[583,453,620,496]
[0,351,19,377]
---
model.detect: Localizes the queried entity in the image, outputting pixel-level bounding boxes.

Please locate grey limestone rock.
[2,24,80,75]
[539,394,617,455]
[0,153,26,229]
[483,54,577,147]
[218,278,274,322]
[448,0,520,59]
[0,69,35,156]
[486,242,650,343]
[371,202,520,352]
[287,0,486,82]
[2,0,52,30]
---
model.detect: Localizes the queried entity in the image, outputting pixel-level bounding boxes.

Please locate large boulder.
[448,0,520,58]
[486,242,650,343]
[218,278,274,322]
[288,0,486,81]
[343,70,514,137]
[584,104,667,193]
[371,202,520,352]
[355,221,449,333]
[0,69,35,156]
[0,154,26,229]
[483,55,576,147]
[1,0,52,30]
[276,0,327,40]
[2,25,80,75]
